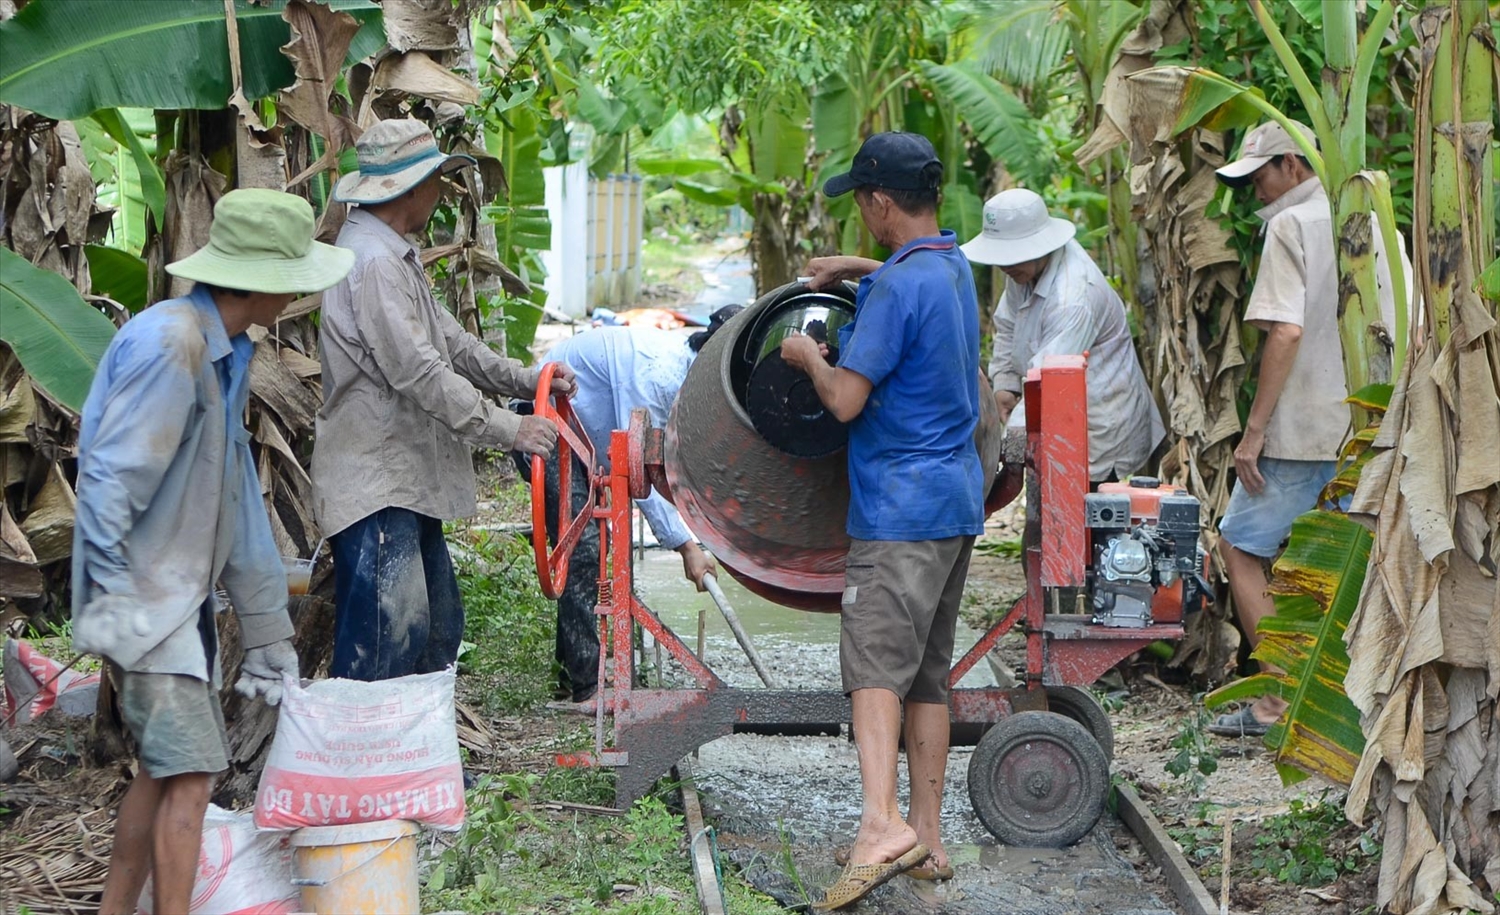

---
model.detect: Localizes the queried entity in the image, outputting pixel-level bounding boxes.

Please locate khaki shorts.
[839,535,975,703]
[110,666,229,778]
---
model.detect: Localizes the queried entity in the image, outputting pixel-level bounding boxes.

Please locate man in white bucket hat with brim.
[74,189,354,914]
[312,119,576,684]
[963,188,1163,482]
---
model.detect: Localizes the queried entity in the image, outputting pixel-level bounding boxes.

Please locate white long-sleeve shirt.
[547,327,696,549]
[989,239,1164,480]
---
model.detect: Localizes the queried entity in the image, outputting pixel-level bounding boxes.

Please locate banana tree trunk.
[1344,3,1499,913]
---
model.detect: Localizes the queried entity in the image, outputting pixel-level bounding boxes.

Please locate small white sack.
[139,804,299,915]
[255,669,465,831]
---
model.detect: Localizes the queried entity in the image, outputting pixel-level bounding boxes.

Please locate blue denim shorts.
[1218,458,1337,558]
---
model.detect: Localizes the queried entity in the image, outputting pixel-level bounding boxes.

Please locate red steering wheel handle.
[531,363,596,599]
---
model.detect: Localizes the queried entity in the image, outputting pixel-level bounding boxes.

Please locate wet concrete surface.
[633,550,1178,914]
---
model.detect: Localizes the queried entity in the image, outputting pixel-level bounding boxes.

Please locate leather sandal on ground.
[1206,705,1272,737]
[813,843,930,911]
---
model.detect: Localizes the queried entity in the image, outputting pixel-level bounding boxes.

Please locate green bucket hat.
[166,189,355,294]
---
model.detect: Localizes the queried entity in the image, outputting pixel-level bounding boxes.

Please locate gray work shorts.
[839,535,976,703]
[110,665,230,778]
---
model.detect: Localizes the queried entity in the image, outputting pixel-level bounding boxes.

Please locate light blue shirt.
[547,327,696,549]
[71,286,292,678]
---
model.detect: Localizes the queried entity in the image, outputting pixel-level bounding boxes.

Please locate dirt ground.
[0,486,1379,915]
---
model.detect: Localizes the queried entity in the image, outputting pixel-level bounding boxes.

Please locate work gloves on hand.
[234,639,299,706]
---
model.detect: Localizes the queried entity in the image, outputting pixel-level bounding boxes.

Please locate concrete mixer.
[527,282,1197,848]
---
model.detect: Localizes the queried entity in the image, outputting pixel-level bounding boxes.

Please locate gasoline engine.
[1083,478,1211,628]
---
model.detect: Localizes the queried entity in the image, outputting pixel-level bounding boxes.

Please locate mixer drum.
[742,292,854,457]
[665,281,1005,612]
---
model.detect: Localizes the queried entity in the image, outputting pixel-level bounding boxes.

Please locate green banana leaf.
[573,77,630,136]
[939,180,984,244]
[74,111,155,255]
[747,95,809,186]
[84,245,148,313]
[480,105,551,362]
[967,0,1070,93]
[0,0,380,120]
[0,247,117,413]
[672,178,739,208]
[91,109,165,230]
[1206,509,1370,786]
[635,157,727,177]
[918,60,1051,188]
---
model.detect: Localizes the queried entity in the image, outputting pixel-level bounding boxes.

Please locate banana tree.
[1340,2,1499,912]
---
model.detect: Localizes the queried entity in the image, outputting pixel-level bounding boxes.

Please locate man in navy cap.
[782,132,982,908]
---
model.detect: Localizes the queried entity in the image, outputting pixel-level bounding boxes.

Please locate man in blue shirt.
[782,132,982,908]
[73,190,354,915]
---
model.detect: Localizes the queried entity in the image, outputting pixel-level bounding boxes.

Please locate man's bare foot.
[1251,695,1287,725]
[847,818,922,867]
[913,834,948,870]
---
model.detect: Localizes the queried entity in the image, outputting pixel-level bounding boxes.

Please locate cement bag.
[255,669,464,831]
[139,804,298,915]
[2,639,101,725]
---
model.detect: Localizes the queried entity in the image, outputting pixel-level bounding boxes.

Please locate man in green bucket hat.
[71,189,354,914]
[313,118,575,684]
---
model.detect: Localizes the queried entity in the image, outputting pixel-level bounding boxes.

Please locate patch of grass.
[973,537,1023,559]
[1248,794,1379,886]
[442,482,782,914]
[453,527,557,715]
[423,773,784,914]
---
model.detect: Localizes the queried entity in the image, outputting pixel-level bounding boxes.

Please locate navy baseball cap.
[823,132,943,197]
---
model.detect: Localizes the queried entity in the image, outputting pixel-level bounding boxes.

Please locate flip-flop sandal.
[906,863,955,881]
[1206,705,1271,737]
[812,843,930,911]
[834,845,952,880]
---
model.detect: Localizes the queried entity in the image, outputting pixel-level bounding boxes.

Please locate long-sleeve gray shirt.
[989,240,1164,481]
[313,209,540,536]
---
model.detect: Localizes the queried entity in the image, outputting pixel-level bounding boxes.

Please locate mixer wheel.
[1044,686,1114,760]
[967,711,1108,848]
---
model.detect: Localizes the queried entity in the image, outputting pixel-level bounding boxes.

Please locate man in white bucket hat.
[1208,120,1407,737]
[74,189,354,914]
[962,188,1163,482]
[312,118,576,683]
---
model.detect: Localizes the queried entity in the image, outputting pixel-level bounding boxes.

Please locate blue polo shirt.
[836,230,984,541]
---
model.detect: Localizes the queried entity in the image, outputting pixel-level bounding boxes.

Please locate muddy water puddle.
[630,549,1177,913]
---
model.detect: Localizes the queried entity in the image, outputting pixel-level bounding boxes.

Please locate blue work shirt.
[837,231,984,541]
[547,326,696,549]
[71,285,292,679]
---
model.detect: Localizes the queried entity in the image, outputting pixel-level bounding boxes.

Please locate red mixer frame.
[528,355,1185,846]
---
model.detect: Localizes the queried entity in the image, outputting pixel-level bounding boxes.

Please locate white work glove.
[234,640,299,707]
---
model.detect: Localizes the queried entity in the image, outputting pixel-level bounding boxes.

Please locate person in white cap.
[312,118,576,683]
[962,188,1163,482]
[1208,119,1405,737]
[76,189,354,915]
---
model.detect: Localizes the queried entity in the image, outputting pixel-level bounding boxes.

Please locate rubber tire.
[1044,685,1115,760]
[967,711,1109,848]
[950,686,1114,757]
